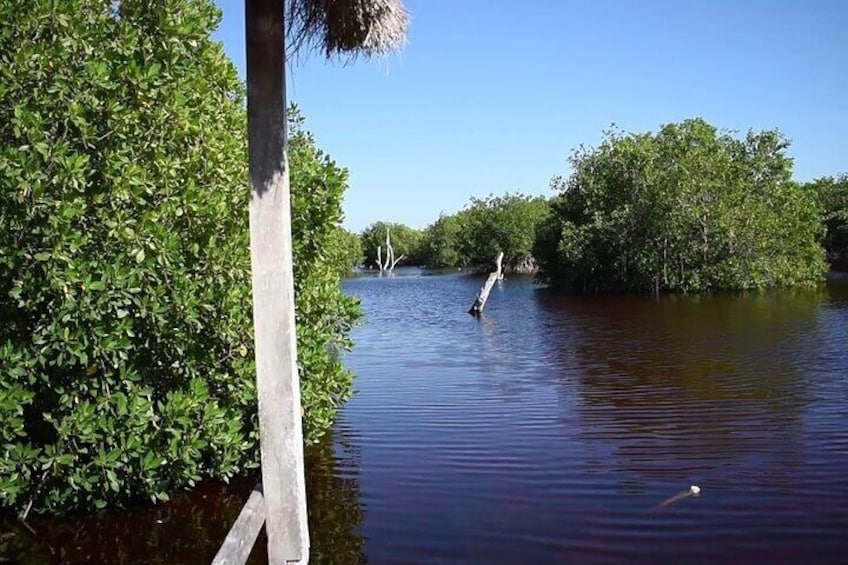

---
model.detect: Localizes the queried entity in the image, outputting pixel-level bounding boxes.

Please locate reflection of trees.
[476,278,550,399]
[305,423,365,565]
[536,289,826,483]
[1,426,365,564]
[0,477,255,563]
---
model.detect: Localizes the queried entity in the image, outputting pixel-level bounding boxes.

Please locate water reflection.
[341,274,848,563]
[0,426,364,565]
[1,479,253,564]
[305,424,365,565]
[537,291,826,481]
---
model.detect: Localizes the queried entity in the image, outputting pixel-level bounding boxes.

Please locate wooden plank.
[244,0,309,563]
[212,486,266,565]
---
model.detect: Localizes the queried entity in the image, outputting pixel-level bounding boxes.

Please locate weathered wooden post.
[245,0,308,563]
[218,1,409,562]
[468,251,504,315]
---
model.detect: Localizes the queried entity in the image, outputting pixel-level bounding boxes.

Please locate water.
[333,270,848,564]
[3,270,848,563]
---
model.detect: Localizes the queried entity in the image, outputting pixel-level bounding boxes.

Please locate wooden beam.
[212,485,266,565]
[245,0,309,563]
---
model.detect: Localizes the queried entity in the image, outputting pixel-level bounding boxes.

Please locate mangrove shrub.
[327,227,364,274]
[805,174,848,266]
[360,221,423,267]
[419,213,466,269]
[0,0,358,515]
[535,119,827,292]
[458,193,550,271]
[418,193,551,271]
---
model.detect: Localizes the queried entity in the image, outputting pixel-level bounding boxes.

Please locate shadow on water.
[0,425,365,565]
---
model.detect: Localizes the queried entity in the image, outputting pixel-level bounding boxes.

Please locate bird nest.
[288,0,410,59]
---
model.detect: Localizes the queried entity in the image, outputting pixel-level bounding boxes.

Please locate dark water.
[334,270,848,564]
[3,271,848,563]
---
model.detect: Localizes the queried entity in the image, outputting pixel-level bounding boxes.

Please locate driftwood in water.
[469,251,504,315]
[377,228,405,272]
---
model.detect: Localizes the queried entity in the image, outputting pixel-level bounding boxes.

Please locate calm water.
[333,270,848,564]
[3,271,848,563]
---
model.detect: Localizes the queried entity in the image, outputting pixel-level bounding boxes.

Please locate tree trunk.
[384,228,392,270]
[469,251,504,315]
[390,253,406,270]
[382,227,404,272]
[245,1,308,562]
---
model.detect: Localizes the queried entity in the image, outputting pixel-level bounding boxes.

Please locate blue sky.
[213,0,847,232]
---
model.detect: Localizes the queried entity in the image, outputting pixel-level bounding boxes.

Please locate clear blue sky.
[213,0,847,232]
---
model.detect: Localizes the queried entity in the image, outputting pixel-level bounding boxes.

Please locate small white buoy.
[651,485,702,512]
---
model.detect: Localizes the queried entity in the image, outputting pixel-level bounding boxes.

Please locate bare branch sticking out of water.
[650,485,701,512]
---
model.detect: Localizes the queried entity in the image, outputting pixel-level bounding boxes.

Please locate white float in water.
[651,484,702,512]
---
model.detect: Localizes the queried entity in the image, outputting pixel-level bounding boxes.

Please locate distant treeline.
[357,193,551,273]
[348,118,847,291]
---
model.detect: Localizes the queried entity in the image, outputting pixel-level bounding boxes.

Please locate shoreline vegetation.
[352,122,846,291]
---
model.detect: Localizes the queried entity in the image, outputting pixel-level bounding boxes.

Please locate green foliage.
[288,115,361,434]
[457,193,550,270]
[535,118,827,293]
[805,174,848,265]
[360,221,423,267]
[419,213,466,269]
[0,0,358,516]
[305,430,365,565]
[418,193,551,271]
[326,227,364,274]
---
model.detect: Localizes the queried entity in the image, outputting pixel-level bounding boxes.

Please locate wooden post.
[245,1,309,563]
[468,251,504,315]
